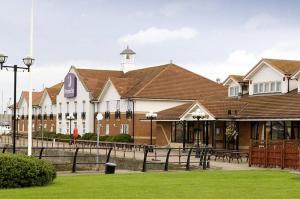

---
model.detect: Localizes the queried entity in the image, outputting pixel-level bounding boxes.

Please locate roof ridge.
[133,64,171,96]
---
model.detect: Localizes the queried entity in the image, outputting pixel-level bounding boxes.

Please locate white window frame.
[253,81,282,94]
[120,124,129,134]
[105,124,110,135]
[229,86,239,97]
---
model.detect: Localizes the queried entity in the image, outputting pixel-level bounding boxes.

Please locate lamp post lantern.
[192,108,207,147]
[66,114,75,145]
[0,53,34,153]
[146,111,157,146]
[96,113,103,170]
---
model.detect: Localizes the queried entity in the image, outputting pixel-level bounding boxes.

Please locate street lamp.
[66,114,75,145]
[16,115,20,140]
[0,53,35,153]
[96,113,103,170]
[192,108,207,147]
[146,111,157,146]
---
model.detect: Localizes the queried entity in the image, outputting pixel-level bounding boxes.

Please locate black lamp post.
[192,108,207,147]
[66,114,75,145]
[16,115,20,140]
[0,54,34,153]
[146,111,157,146]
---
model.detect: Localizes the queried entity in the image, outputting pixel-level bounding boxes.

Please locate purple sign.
[64,73,77,98]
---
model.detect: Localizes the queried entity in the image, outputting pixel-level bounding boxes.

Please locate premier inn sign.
[64,73,77,98]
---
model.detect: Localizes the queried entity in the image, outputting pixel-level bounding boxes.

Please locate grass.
[0,170,300,199]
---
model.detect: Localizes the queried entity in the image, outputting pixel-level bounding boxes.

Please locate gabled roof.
[244,58,300,80]
[76,63,227,101]
[223,75,245,85]
[19,91,43,107]
[124,64,227,100]
[75,67,124,98]
[44,82,64,104]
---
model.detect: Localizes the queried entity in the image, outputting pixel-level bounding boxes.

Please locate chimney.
[216,78,221,84]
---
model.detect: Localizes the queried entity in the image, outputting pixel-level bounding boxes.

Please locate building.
[12,82,63,134]
[155,58,300,149]
[56,47,227,145]
[12,46,300,149]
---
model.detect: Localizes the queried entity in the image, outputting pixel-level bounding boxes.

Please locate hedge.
[0,153,56,188]
[33,131,132,143]
[79,133,132,142]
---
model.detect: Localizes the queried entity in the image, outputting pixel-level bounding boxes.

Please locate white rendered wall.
[249,64,285,95]
[56,68,93,135]
[19,99,28,116]
[40,93,56,115]
[227,80,242,97]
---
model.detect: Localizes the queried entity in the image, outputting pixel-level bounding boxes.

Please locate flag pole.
[28,0,34,156]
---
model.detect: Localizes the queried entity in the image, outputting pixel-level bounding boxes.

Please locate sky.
[1,0,300,113]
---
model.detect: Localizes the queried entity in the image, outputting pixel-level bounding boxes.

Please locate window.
[229,86,239,97]
[82,100,86,112]
[264,83,269,93]
[270,82,275,92]
[82,122,86,133]
[105,124,110,135]
[106,101,110,112]
[66,122,69,132]
[74,101,77,113]
[59,122,62,133]
[66,102,69,113]
[271,121,284,140]
[120,124,129,134]
[253,81,282,94]
[259,83,264,93]
[59,103,62,113]
[253,84,258,94]
[127,100,132,111]
[276,82,281,92]
[116,100,120,111]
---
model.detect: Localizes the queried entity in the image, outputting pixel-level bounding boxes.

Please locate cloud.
[245,13,279,30]
[118,27,198,45]
[160,2,189,17]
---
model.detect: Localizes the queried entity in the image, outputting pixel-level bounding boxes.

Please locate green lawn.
[0,170,300,199]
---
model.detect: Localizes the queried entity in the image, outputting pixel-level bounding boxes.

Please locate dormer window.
[253,81,281,94]
[229,86,239,97]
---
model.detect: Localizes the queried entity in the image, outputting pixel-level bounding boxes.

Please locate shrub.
[79,133,133,142]
[112,134,133,142]
[0,153,56,188]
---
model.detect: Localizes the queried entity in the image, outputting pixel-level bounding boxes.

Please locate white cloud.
[160,2,189,17]
[118,27,198,45]
[245,13,279,30]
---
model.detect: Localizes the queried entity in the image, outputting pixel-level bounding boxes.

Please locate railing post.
[39,147,44,159]
[72,147,79,173]
[164,148,172,171]
[249,139,252,167]
[186,148,193,171]
[202,148,207,170]
[281,140,285,169]
[142,146,149,172]
[2,146,6,153]
[106,147,113,163]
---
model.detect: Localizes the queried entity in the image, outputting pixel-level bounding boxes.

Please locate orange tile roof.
[75,68,124,98]
[45,82,63,104]
[263,58,300,75]
[20,91,43,106]
[75,64,227,101]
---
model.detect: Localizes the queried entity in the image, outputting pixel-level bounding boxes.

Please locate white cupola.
[120,46,136,73]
